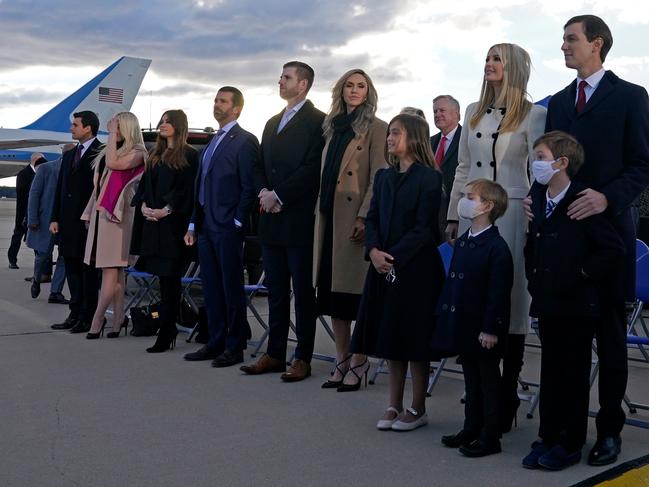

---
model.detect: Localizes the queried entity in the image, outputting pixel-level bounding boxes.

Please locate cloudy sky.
[1,0,648,184]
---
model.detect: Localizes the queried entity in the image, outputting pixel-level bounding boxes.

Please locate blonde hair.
[466,178,508,222]
[322,69,378,140]
[93,111,145,169]
[470,43,532,133]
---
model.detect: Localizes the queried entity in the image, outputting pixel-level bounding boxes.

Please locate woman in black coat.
[131,110,198,353]
[351,114,445,431]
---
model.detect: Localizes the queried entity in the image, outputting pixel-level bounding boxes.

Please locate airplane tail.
[21,56,152,133]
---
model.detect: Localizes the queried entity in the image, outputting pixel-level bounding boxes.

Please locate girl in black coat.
[351,114,445,431]
[131,110,198,353]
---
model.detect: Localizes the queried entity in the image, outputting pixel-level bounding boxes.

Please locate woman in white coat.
[445,43,546,433]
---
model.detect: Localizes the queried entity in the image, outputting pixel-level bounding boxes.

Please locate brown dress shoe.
[281,359,311,382]
[240,354,286,375]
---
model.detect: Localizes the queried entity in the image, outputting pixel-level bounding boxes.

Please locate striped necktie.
[545,199,557,218]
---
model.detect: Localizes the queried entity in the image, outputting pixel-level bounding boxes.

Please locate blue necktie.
[199,129,225,205]
[545,199,557,218]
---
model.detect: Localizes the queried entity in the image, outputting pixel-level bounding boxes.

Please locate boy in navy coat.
[436,178,513,457]
[522,131,625,471]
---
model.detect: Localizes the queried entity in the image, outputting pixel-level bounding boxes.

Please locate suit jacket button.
[458,273,464,279]
[486,108,492,114]
[476,161,482,167]
[450,305,456,312]
[442,304,448,311]
[533,268,537,273]
[347,171,353,176]
[490,161,495,167]
[347,196,352,202]
[337,180,341,184]
[476,132,482,138]
[469,242,476,248]
[357,146,362,150]
[492,133,498,139]
[450,272,455,278]
[536,232,541,237]
[460,241,465,247]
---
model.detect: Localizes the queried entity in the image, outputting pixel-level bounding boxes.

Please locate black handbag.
[129,303,161,336]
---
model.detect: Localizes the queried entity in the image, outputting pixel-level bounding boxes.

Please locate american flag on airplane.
[98,87,124,104]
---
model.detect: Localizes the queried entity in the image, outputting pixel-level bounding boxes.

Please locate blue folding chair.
[636,238,649,261]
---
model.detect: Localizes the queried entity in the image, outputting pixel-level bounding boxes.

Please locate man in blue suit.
[184,86,258,368]
[539,15,649,466]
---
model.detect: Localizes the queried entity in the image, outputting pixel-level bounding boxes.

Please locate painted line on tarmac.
[571,454,649,486]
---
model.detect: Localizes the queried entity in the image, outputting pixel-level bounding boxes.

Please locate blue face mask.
[531,159,559,185]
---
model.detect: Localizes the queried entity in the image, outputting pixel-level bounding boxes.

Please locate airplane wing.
[0,139,72,150]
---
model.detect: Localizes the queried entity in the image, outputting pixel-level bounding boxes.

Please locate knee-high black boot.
[500,333,525,433]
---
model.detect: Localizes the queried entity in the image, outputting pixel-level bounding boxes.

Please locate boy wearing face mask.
[435,178,513,457]
[522,131,625,471]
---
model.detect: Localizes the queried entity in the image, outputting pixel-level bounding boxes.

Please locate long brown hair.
[386,114,436,169]
[147,110,190,170]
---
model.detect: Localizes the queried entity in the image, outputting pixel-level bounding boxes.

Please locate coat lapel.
[578,71,615,118]
[206,125,239,177]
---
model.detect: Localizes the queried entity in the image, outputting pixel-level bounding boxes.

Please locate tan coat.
[448,102,547,334]
[313,117,388,294]
[82,151,145,268]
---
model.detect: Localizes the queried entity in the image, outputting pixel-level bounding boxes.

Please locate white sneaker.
[391,407,428,431]
[376,406,402,430]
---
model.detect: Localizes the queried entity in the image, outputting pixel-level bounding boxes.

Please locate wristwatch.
[164,205,172,215]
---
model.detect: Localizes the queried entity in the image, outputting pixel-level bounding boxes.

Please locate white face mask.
[457,197,486,220]
[531,159,559,185]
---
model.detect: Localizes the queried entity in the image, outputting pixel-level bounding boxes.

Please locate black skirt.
[316,210,361,321]
[351,245,445,361]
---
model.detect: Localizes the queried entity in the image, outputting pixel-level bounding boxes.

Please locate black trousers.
[158,275,181,335]
[198,228,251,353]
[7,222,25,264]
[64,255,99,322]
[594,301,628,437]
[462,356,502,443]
[538,315,594,451]
[262,244,316,362]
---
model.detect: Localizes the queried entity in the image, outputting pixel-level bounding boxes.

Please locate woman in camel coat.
[82,112,147,339]
[313,68,388,391]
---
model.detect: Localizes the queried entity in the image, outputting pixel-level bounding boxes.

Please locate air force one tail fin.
[21,56,152,133]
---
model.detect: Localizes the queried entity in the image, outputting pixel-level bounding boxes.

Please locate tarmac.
[0,198,647,487]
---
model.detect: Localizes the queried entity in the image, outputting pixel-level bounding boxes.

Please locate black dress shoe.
[48,293,70,305]
[442,430,477,448]
[69,321,91,334]
[459,439,502,458]
[31,281,40,299]
[184,345,221,361]
[8,262,19,269]
[588,436,621,466]
[51,316,78,330]
[212,350,244,368]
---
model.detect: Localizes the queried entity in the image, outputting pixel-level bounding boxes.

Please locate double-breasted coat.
[312,117,388,294]
[433,226,513,358]
[448,102,546,334]
[524,181,626,318]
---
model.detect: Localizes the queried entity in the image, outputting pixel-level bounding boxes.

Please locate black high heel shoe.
[106,317,129,338]
[501,397,521,433]
[322,354,352,389]
[86,318,107,340]
[337,359,369,392]
[146,329,178,353]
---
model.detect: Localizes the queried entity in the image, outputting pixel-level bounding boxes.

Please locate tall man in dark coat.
[183,86,258,367]
[539,15,649,466]
[7,153,38,269]
[50,111,102,333]
[240,61,325,382]
[430,95,462,238]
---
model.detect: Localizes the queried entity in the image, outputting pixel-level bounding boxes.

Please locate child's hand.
[478,332,498,349]
[369,248,394,274]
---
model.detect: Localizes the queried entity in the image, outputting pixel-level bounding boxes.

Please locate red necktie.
[576,80,588,114]
[435,136,447,167]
